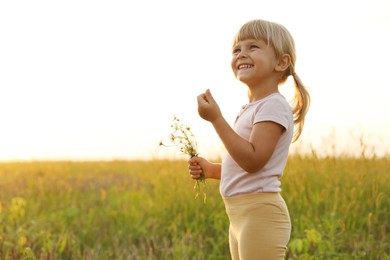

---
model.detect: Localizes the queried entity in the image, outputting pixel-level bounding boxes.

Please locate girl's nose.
[237,50,247,58]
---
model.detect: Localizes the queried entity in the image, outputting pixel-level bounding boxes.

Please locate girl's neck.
[247,85,279,103]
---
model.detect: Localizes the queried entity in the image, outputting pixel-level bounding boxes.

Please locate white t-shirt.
[220,93,293,197]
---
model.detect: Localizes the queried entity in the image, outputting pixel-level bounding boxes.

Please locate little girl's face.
[231,39,277,86]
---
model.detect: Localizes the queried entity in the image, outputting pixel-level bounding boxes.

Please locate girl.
[188,19,310,259]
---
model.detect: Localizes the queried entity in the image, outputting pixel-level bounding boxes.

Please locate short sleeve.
[252,96,292,130]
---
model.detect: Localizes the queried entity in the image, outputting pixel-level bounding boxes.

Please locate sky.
[1,0,389,161]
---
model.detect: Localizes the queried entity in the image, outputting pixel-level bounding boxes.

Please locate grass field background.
[0,153,389,259]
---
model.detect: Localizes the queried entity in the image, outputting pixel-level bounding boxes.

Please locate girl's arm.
[197,90,283,173]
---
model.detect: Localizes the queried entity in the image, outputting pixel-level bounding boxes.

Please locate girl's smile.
[237,64,254,70]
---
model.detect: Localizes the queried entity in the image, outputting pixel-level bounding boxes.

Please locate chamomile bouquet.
[160,116,206,203]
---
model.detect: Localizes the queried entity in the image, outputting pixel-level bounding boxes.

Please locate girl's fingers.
[189,167,202,175]
[188,156,202,164]
[191,174,201,179]
[188,156,204,179]
[188,164,203,179]
[189,163,202,171]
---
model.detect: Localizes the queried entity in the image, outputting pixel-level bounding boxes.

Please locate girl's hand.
[188,156,207,180]
[197,89,222,123]
[189,156,222,180]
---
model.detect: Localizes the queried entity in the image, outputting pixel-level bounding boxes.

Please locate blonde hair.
[232,19,310,142]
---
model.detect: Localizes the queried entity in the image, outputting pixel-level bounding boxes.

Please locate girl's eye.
[232,48,241,54]
[250,45,259,49]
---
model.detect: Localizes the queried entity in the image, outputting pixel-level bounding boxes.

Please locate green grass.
[0,156,389,259]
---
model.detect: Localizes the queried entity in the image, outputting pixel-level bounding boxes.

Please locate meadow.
[0,154,389,259]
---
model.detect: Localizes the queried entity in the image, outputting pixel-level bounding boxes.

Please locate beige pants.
[223,193,291,260]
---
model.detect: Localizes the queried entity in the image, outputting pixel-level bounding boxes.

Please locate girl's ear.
[275,54,291,72]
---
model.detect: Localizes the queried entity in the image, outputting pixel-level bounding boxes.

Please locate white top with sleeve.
[220,93,294,197]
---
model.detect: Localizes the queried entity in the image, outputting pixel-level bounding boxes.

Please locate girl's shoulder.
[256,93,289,109]
[252,93,292,119]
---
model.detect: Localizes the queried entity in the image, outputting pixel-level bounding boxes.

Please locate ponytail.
[291,72,310,142]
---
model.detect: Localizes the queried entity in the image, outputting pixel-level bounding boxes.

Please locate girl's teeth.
[239,65,252,69]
